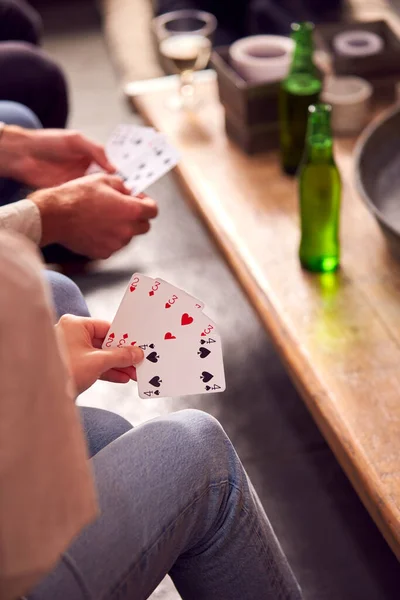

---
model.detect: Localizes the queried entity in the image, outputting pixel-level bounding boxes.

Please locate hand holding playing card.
[87,124,180,195]
[56,315,144,395]
[29,174,158,258]
[6,128,115,189]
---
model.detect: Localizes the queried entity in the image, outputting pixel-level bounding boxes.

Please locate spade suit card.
[103,272,226,399]
[136,333,226,399]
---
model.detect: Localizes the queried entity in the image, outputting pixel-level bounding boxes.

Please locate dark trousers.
[0,0,68,127]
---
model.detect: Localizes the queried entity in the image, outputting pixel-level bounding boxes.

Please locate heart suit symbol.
[181,313,193,326]
[164,332,176,340]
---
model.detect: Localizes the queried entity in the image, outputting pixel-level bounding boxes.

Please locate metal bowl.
[355,105,400,259]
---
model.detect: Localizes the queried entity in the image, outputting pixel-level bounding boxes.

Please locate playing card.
[86,125,179,192]
[102,274,204,350]
[155,277,204,311]
[136,332,226,399]
[123,136,180,195]
[116,132,166,175]
[107,125,159,170]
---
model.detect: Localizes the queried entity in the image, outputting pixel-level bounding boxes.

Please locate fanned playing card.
[137,333,226,399]
[102,274,204,350]
[86,125,180,193]
[103,273,226,399]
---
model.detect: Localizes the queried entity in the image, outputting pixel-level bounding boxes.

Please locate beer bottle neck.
[290,46,315,75]
[307,137,334,164]
[305,105,335,164]
[289,22,316,75]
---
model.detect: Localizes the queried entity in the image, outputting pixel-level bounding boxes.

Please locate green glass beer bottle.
[279,22,322,175]
[299,104,341,273]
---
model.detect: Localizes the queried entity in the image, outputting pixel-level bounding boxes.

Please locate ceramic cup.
[322,76,373,135]
[229,35,294,83]
[333,30,384,57]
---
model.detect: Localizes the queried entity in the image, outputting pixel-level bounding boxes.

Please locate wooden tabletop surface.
[132,79,400,559]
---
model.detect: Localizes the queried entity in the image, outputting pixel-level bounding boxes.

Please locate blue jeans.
[29,409,301,600]
[29,273,302,598]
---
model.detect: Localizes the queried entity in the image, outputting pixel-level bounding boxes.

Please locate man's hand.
[56,315,144,395]
[0,126,115,187]
[29,173,158,258]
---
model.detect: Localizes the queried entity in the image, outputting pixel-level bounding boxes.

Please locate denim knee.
[0,100,41,129]
[177,409,227,443]
[80,407,133,459]
[44,271,90,320]
[173,409,233,474]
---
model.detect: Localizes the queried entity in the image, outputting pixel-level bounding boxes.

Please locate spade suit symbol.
[146,351,159,364]
[149,376,162,388]
[205,385,212,391]
[154,390,160,396]
[149,344,155,349]
[201,371,214,384]
[198,347,211,359]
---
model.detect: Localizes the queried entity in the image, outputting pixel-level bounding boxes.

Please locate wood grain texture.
[132,80,400,559]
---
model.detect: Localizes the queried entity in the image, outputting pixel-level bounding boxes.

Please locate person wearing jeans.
[0,231,302,600]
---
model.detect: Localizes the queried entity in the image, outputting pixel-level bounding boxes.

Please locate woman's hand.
[0,126,115,188]
[56,315,143,395]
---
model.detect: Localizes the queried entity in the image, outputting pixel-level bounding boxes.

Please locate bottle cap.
[291,22,314,34]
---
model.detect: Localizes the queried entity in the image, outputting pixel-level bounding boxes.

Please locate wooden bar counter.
[131,78,400,560]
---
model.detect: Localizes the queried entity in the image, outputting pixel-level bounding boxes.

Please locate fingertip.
[106,162,117,174]
[131,346,144,364]
[122,183,133,196]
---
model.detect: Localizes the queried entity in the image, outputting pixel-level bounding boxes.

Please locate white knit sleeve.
[0,199,41,244]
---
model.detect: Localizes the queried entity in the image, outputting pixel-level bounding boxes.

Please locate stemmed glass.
[153,9,217,110]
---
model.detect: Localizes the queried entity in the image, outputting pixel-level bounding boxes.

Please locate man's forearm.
[0,124,31,179]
